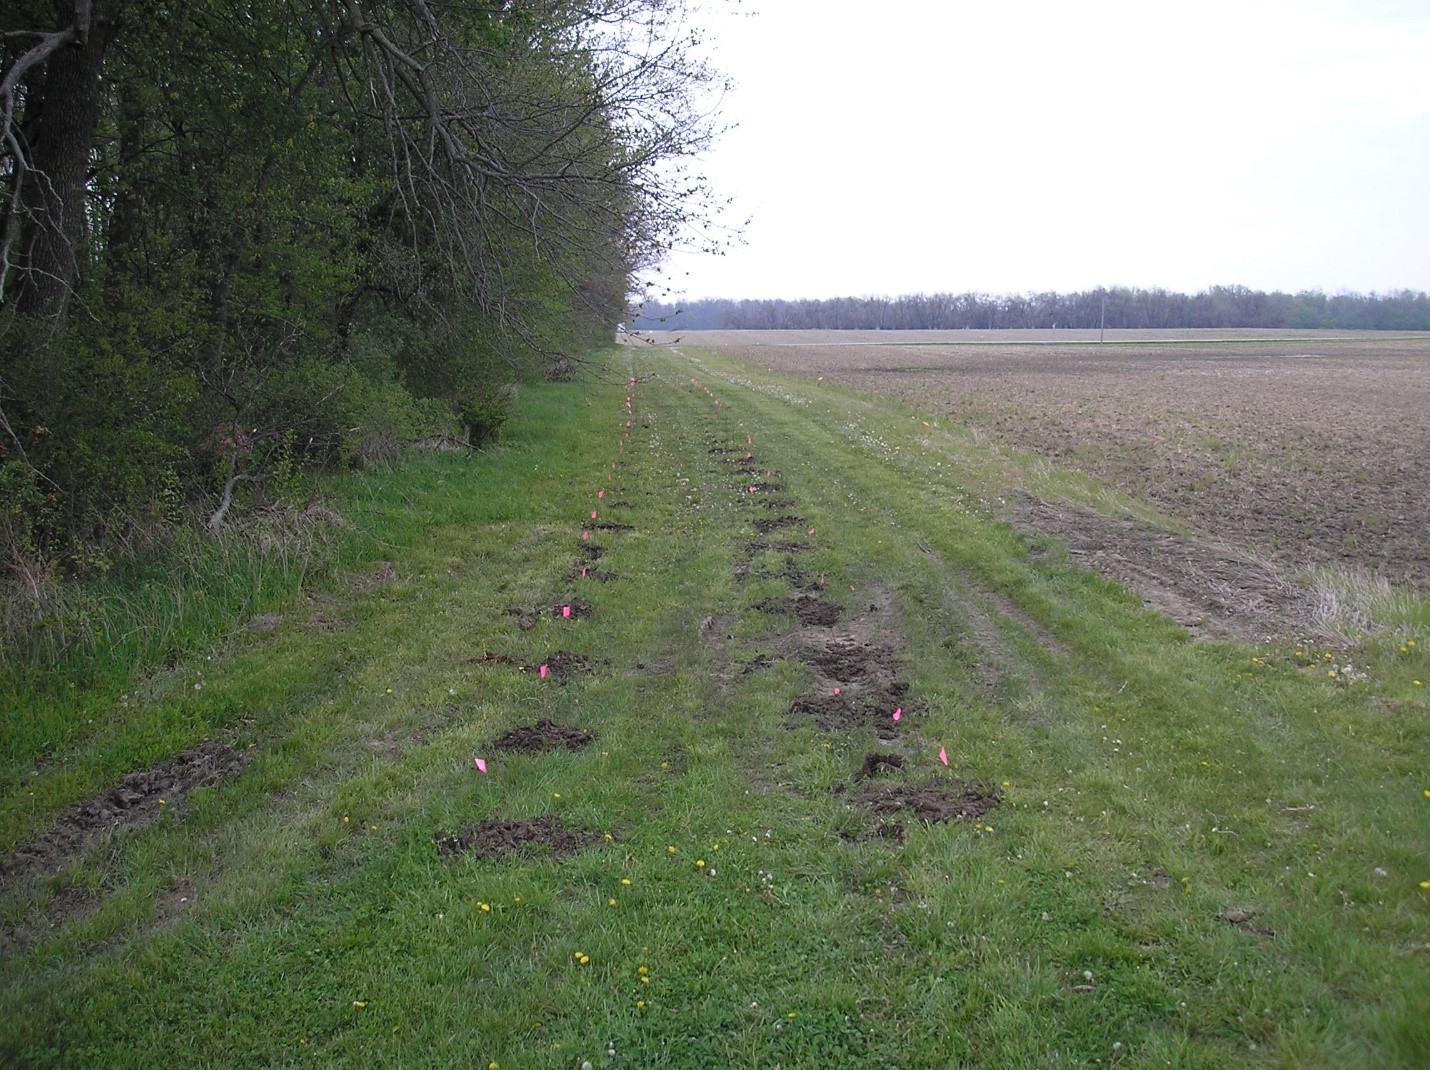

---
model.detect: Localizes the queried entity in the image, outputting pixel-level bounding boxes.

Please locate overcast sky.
[653,0,1430,301]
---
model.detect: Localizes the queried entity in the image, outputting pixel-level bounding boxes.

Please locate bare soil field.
[660,329,1430,598]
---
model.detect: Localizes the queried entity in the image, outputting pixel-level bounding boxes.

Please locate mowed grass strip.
[1,348,1426,1069]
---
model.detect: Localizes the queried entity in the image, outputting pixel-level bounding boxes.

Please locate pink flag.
[597,490,605,499]
[582,530,590,541]
[748,486,757,494]
[892,707,902,722]
[833,687,842,696]
[807,528,815,536]
[474,757,488,774]
[591,510,598,520]
[938,747,948,766]
[539,664,549,679]
[562,605,572,618]
[580,567,588,578]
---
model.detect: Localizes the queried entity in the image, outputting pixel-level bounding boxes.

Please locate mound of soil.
[571,564,616,582]
[1,741,249,890]
[490,719,595,754]
[590,521,635,532]
[754,594,842,627]
[534,651,593,679]
[434,817,602,861]
[752,515,807,534]
[809,638,898,681]
[857,751,905,778]
[788,681,910,736]
[859,779,1001,823]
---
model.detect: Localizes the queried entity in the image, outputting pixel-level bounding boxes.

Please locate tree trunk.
[13,0,114,319]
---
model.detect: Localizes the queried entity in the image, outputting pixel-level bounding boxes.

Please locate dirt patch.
[590,521,635,532]
[788,681,911,738]
[809,637,899,681]
[752,515,807,534]
[579,544,607,560]
[571,564,616,582]
[0,741,249,892]
[859,779,1001,824]
[754,594,842,627]
[535,650,593,679]
[489,719,596,754]
[505,599,593,630]
[474,651,593,680]
[434,817,602,862]
[1014,495,1311,643]
[857,752,905,778]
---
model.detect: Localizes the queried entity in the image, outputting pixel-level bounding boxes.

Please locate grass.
[1,345,1427,1068]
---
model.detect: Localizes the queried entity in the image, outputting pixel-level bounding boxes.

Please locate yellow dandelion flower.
[695,859,706,868]
[478,902,491,912]
[667,845,676,854]
[636,1000,645,1009]
[638,966,649,976]
[621,878,632,886]
[640,975,650,984]
[353,1001,366,1009]
[608,898,617,907]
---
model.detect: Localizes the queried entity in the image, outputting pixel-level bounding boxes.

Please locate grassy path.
[1,347,1426,1068]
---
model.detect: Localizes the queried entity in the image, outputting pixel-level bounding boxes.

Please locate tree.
[1,0,723,560]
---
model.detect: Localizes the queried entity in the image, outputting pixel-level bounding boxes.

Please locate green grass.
[1,347,1427,1068]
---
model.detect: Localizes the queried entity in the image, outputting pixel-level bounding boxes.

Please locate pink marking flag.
[580,567,588,578]
[591,510,598,520]
[938,746,949,766]
[582,530,590,541]
[807,528,815,536]
[474,757,488,774]
[539,664,549,679]
[892,707,902,722]
[562,605,572,618]
[748,485,757,494]
[597,489,605,499]
[833,687,842,696]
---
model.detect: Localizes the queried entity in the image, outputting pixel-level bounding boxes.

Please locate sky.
[653,0,1430,301]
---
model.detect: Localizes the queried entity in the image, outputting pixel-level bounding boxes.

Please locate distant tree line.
[632,286,1430,332]
[1,1,717,573]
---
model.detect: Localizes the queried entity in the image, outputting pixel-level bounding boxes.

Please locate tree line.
[1,0,717,574]
[633,286,1430,332]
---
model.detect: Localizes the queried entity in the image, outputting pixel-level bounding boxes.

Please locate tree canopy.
[1,0,720,564]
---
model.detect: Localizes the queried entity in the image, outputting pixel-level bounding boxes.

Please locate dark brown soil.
[590,521,635,532]
[489,719,595,754]
[571,564,616,582]
[859,779,1001,823]
[809,638,898,681]
[0,741,249,891]
[788,681,910,738]
[579,544,607,560]
[434,817,602,861]
[534,651,593,679]
[753,594,842,627]
[857,752,905,778]
[752,515,807,534]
